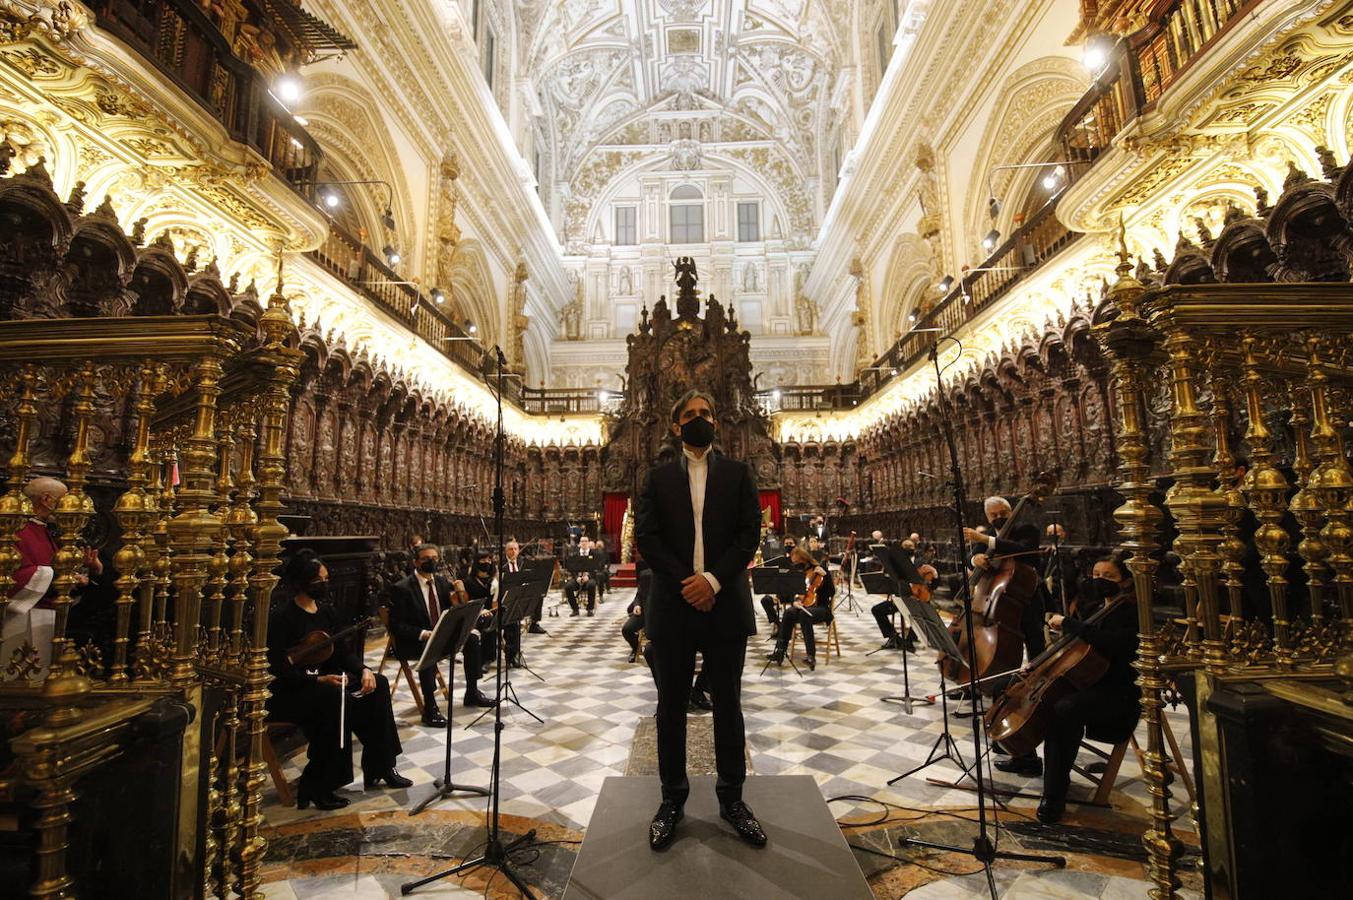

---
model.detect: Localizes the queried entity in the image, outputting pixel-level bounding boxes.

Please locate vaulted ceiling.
[514,0,852,243]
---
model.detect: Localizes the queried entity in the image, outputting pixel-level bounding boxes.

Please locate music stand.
[751,567,809,678]
[466,586,548,728]
[887,596,975,787]
[501,569,550,680]
[860,571,935,714]
[409,600,491,815]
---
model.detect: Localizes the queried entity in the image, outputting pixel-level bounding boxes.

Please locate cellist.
[267,549,411,810]
[765,545,834,670]
[962,496,1051,776]
[1031,555,1141,823]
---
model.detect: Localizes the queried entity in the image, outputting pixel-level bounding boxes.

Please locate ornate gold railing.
[1094,244,1353,895]
[0,301,301,897]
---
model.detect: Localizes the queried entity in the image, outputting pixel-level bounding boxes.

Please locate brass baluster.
[134,437,168,682]
[217,688,243,896]
[205,416,235,661]
[237,262,303,898]
[1206,350,1246,631]
[225,414,258,668]
[1304,334,1353,634]
[1159,314,1228,676]
[167,353,224,689]
[202,709,222,900]
[0,367,39,636]
[44,365,96,726]
[111,365,157,682]
[1238,336,1292,666]
[153,444,177,650]
[1094,241,1181,898]
[1287,384,1328,626]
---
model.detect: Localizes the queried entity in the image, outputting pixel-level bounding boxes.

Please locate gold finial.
[1106,213,1145,318]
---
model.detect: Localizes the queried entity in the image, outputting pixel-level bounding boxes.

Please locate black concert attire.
[266,600,401,796]
[870,544,925,647]
[622,566,651,657]
[564,548,597,614]
[464,570,519,664]
[976,521,1049,658]
[635,448,760,810]
[771,567,835,659]
[388,572,486,706]
[594,545,611,597]
[1041,592,1141,807]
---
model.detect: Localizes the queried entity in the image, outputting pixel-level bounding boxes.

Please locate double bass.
[984,592,1133,757]
[939,472,1057,690]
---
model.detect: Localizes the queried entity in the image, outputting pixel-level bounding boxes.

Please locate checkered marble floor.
[262,584,1197,840]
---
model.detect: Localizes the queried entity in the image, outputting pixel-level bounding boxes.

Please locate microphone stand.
[855,337,1064,900]
[402,347,541,897]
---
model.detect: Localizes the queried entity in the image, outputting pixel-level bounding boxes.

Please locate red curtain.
[602,492,629,551]
[758,489,782,532]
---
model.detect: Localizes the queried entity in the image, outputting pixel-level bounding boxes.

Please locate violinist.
[870,558,937,652]
[461,550,519,680]
[1029,555,1140,824]
[765,545,834,670]
[267,550,410,810]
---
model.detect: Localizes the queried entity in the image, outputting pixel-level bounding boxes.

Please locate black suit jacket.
[387,573,453,660]
[635,451,760,641]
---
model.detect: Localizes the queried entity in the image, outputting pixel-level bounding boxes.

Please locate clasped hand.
[318,669,376,695]
[681,574,716,612]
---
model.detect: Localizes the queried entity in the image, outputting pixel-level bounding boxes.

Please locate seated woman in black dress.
[1034,554,1141,823]
[765,545,835,670]
[267,549,412,810]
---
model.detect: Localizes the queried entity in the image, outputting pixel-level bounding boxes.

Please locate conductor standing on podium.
[636,389,766,851]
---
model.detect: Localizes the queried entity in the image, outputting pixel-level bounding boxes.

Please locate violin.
[940,472,1057,690]
[285,616,376,670]
[984,592,1134,757]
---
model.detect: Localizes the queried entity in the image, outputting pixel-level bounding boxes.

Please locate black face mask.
[991,516,1010,532]
[418,559,437,574]
[308,581,329,600]
[680,416,716,448]
[476,566,491,578]
[1091,577,1121,600]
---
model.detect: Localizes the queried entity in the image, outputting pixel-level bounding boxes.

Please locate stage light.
[431,288,446,305]
[321,190,340,210]
[276,73,303,104]
[382,206,396,231]
[383,245,401,266]
[1042,165,1066,190]
[983,229,1001,251]
[908,311,917,323]
[597,390,609,403]
[987,196,1001,219]
[937,275,954,294]
[293,115,309,126]
[465,320,478,335]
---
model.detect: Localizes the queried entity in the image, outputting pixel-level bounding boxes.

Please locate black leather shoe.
[628,650,638,663]
[508,655,524,669]
[804,656,816,671]
[464,691,496,708]
[765,649,784,664]
[365,768,413,789]
[649,801,683,850]
[1037,797,1066,824]
[995,754,1043,777]
[297,788,349,811]
[768,625,780,640]
[586,608,594,616]
[689,690,713,711]
[420,711,448,728]
[720,801,767,847]
[570,610,580,617]
[529,623,548,635]
[881,635,902,650]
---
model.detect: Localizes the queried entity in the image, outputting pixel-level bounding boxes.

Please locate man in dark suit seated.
[564,536,598,616]
[636,389,766,851]
[387,544,495,725]
[593,538,612,598]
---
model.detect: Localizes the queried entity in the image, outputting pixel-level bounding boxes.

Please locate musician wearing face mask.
[1029,556,1140,823]
[758,536,797,637]
[268,550,410,810]
[765,546,835,671]
[462,551,521,671]
[565,536,598,617]
[388,544,496,718]
[871,562,937,651]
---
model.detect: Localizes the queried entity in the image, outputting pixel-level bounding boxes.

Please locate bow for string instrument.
[983,591,1134,757]
[939,471,1058,691]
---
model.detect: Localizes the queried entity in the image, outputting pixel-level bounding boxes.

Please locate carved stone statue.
[560,272,583,340]
[617,265,633,296]
[851,256,871,371]
[510,260,530,372]
[796,292,818,335]
[673,256,700,320]
[436,151,461,293]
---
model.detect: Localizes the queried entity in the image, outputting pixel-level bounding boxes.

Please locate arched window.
[669,185,705,244]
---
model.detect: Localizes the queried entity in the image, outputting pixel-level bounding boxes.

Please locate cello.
[939,472,1057,690]
[983,592,1134,757]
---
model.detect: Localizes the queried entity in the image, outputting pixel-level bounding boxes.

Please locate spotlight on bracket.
[431,288,446,305]
[983,229,1001,251]
[383,245,401,266]
[936,275,955,294]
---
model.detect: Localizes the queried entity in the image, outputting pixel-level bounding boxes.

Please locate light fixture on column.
[465,319,478,336]
[1041,165,1067,191]
[982,229,1001,251]
[936,275,955,294]
[431,288,446,305]
[1082,33,1115,74]
[383,245,401,266]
